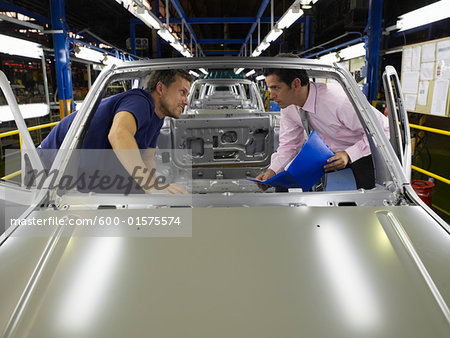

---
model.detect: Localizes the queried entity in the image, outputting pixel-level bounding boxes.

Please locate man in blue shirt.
[39,69,193,194]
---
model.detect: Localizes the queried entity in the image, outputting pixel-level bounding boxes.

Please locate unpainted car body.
[0,58,449,337]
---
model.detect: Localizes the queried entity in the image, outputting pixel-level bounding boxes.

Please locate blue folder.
[247,130,335,191]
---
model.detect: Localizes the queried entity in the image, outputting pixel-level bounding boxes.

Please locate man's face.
[160,75,191,119]
[265,74,295,109]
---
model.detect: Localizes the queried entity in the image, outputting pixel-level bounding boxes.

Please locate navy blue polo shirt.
[40,89,164,150]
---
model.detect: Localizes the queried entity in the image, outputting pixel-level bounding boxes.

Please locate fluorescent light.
[199,68,208,75]
[170,41,185,53]
[265,28,283,42]
[318,52,339,63]
[245,69,256,77]
[75,46,104,63]
[181,49,192,57]
[277,3,303,29]
[0,34,43,59]
[338,42,366,60]
[0,103,49,122]
[157,28,176,43]
[251,49,262,57]
[135,6,161,30]
[103,55,122,66]
[256,74,265,81]
[397,1,450,32]
[189,70,200,77]
[258,40,270,51]
[235,68,244,74]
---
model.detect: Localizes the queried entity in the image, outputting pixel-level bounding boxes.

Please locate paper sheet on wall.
[430,79,449,116]
[402,48,412,72]
[404,94,417,111]
[421,43,436,62]
[402,71,419,93]
[436,59,450,80]
[411,46,421,71]
[436,40,450,61]
[417,81,429,106]
[420,62,435,80]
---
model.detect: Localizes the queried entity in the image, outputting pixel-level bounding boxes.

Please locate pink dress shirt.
[269,82,389,174]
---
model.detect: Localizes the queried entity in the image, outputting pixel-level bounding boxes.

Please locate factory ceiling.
[0,0,448,58]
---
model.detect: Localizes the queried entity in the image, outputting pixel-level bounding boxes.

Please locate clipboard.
[247,130,334,191]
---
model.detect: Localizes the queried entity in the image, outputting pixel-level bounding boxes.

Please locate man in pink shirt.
[256,66,389,190]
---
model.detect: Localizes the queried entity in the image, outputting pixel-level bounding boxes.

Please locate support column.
[130,20,136,55]
[305,16,311,51]
[366,0,383,103]
[50,0,73,119]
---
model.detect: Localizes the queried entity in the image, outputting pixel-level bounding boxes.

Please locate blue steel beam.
[366,0,383,102]
[240,0,271,56]
[169,0,203,56]
[305,16,311,51]
[130,20,136,55]
[304,37,366,59]
[50,0,73,119]
[167,17,280,24]
[198,39,261,44]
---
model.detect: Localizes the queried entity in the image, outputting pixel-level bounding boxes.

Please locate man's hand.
[255,169,276,191]
[324,151,350,172]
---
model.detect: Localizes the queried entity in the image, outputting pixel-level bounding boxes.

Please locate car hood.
[1,205,449,337]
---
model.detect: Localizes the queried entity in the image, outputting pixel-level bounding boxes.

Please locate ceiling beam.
[166,17,281,24]
[239,0,271,55]
[169,0,204,56]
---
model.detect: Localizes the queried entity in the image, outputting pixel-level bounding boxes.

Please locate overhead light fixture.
[189,70,200,77]
[157,28,176,43]
[135,6,161,30]
[245,69,256,77]
[258,40,270,52]
[277,3,304,30]
[396,1,449,32]
[255,74,266,81]
[103,55,122,66]
[199,68,208,75]
[318,52,339,64]
[251,48,262,57]
[170,41,185,53]
[180,49,192,57]
[0,34,43,59]
[235,68,245,74]
[264,28,283,43]
[338,42,366,60]
[75,46,104,63]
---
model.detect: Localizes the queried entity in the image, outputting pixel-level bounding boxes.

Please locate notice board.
[401,37,450,117]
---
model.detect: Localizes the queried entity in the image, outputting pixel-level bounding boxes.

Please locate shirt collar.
[300,82,317,114]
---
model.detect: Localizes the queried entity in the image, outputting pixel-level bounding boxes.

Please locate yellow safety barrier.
[0,121,59,139]
[409,123,450,136]
[1,121,59,180]
[411,165,450,185]
[2,170,21,180]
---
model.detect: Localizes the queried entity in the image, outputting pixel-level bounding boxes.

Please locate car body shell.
[0,57,449,337]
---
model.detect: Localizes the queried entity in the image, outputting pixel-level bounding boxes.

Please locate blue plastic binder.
[247,130,335,191]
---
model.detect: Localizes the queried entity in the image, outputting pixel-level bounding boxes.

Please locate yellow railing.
[409,123,450,137]
[411,165,450,185]
[409,124,449,186]
[0,121,58,139]
[1,121,58,180]
[409,123,449,217]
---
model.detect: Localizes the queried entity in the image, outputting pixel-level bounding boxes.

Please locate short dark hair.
[146,69,193,92]
[262,53,309,87]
